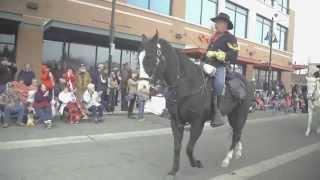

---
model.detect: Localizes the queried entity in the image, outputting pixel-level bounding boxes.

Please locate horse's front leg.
[168,119,184,176]
[306,101,313,136]
[186,120,205,168]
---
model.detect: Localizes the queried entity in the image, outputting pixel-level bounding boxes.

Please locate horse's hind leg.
[305,103,312,136]
[315,110,320,135]
[168,119,184,176]
[186,120,205,168]
[222,109,246,167]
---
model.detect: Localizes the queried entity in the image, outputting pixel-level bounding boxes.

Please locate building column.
[281,71,292,93]
[245,64,255,81]
[15,23,43,78]
[171,0,185,19]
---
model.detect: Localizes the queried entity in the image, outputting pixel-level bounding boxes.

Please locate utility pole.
[108,0,116,76]
[267,17,274,95]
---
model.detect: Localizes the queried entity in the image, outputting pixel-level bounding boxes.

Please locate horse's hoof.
[235,152,242,159]
[305,130,311,136]
[221,159,230,168]
[192,160,203,168]
[165,174,176,180]
[167,169,177,176]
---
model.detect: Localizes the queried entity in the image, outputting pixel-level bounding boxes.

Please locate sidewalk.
[0,111,303,142]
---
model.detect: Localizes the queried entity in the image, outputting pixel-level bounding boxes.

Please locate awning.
[44,20,185,50]
[181,47,258,64]
[0,11,22,22]
[181,48,206,59]
[254,62,293,72]
[0,11,22,35]
[292,64,307,70]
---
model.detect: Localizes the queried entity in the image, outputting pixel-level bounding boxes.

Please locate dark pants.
[121,87,128,111]
[109,88,116,112]
[101,91,108,111]
[0,84,6,94]
[137,100,145,119]
[35,106,53,123]
[115,89,119,106]
[88,105,103,117]
[128,95,136,116]
[4,104,25,123]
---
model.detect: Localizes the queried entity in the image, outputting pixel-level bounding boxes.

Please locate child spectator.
[33,84,53,128]
[137,85,149,121]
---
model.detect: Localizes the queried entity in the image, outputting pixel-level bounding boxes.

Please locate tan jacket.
[127,78,138,95]
[76,71,91,97]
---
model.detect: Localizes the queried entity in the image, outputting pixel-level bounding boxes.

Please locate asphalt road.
[1,113,319,180]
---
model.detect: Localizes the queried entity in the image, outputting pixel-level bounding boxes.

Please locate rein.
[152,41,209,126]
[154,42,208,98]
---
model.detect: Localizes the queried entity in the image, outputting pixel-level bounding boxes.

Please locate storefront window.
[69,43,96,69]
[96,46,109,65]
[0,34,15,62]
[43,40,138,72]
[43,40,63,64]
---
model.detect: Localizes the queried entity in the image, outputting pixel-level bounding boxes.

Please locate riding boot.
[210,95,224,128]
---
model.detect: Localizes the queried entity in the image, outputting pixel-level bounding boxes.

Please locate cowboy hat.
[97,64,104,69]
[79,64,86,72]
[211,12,233,30]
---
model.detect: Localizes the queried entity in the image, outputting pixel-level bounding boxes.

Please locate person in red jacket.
[40,65,55,91]
[63,68,76,91]
[33,84,53,128]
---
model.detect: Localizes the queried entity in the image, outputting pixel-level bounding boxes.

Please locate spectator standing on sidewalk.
[127,71,138,119]
[137,85,149,121]
[92,64,108,110]
[17,64,36,86]
[0,59,12,93]
[108,71,119,112]
[40,64,55,91]
[120,63,130,111]
[76,64,91,100]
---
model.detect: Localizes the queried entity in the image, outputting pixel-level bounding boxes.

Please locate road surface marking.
[209,142,320,180]
[0,114,300,150]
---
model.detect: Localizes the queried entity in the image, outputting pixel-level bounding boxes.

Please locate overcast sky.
[291,1,320,64]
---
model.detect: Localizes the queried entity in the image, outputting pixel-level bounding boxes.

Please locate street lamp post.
[267,17,274,95]
[108,0,116,76]
[265,14,280,95]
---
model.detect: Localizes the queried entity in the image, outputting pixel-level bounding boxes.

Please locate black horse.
[139,32,252,177]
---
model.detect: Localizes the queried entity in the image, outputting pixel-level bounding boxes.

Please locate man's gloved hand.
[206,50,226,62]
[215,50,226,62]
[206,51,217,58]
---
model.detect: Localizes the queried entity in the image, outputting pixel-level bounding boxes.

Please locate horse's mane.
[158,39,203,83]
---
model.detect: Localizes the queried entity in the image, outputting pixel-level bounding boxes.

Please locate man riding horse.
[205,13,240,127]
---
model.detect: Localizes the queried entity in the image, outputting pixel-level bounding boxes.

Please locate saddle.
[225,71,247,100]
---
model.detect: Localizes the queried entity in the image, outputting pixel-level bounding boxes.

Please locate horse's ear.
[141,34,148,44]
[151,30,159,42]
